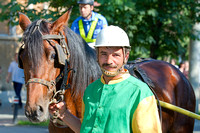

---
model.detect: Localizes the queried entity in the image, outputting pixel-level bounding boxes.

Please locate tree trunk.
[150,43,159,59]
[189,23,200,112]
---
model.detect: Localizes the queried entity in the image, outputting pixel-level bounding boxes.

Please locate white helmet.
[95,25,131,48]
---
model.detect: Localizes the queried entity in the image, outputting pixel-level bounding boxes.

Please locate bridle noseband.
[26,78,56,91]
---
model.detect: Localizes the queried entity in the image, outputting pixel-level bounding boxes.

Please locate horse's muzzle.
[25,105,46,122]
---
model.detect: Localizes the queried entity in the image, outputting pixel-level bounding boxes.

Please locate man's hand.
[6,73,11,83]
[49,101,81,133]
[49,101,67,120]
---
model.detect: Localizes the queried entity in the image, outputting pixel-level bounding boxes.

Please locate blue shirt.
[8,61,25,84]
[71,11,108,40]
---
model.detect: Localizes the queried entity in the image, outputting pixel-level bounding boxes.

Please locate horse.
[18,8,101,133]
[126,58,196,132]
[18,8,196,133]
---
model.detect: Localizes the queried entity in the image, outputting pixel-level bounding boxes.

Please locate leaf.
[147,9,158,17]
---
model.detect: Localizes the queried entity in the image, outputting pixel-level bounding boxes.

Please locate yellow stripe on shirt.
[132,95,162,133]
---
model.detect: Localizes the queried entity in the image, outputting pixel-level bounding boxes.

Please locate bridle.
[22,19,73,127]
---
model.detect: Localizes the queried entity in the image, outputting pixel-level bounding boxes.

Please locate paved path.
[0,90,200,133]
[0,90,48,132]
[194,120,200,133]
[0,125,49,133]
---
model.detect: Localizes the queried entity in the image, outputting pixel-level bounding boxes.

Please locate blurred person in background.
[6,53,25,108]
[179,61,189,79]
[71,0,108,48]
[183,61,189,79]
[179,61,185,73]
[170,58,179,68]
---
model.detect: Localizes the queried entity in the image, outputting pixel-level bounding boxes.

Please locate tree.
[97,0,200,60]
[0,0,199,60]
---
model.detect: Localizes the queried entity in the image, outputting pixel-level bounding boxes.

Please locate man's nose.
[106,55,114,64]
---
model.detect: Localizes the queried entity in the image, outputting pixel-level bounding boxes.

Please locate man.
[6,53,25,108]
[49,26,162,133]
[71,0,108,48]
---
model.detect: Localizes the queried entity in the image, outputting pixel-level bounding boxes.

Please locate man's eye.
[100,52,106,56]
[113,54,120,57]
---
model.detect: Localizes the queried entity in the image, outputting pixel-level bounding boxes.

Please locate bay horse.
[18,8,195,133]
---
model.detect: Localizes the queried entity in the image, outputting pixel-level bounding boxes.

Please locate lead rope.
[49,61,75,128]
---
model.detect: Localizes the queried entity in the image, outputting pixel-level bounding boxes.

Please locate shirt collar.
[100,69,130,84]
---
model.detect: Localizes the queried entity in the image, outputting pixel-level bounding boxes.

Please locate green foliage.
[97,0,200,59]
[0,0,199,59]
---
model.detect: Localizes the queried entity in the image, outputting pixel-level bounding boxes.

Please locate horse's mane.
[65,27,101,96]
[22,20,49,70]
[22,20,101,96]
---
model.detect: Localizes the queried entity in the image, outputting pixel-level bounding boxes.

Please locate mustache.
[102,63,117,68]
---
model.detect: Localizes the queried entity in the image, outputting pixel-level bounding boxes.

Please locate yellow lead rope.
[158,100,200,120]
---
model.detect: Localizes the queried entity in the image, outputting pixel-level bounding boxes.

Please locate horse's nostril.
[25,110,30,117]
[39,105,43,112]
[37,105,44,116]
[24,105,47,122]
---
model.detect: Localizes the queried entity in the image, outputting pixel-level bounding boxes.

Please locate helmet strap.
[96,47,128,77]
[83,6,93,19]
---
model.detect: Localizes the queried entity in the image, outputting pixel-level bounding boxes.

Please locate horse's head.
[18,8,72,122]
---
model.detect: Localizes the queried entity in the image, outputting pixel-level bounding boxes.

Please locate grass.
[17,120,49,127]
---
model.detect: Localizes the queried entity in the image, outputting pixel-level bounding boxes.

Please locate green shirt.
[80,74,161,133]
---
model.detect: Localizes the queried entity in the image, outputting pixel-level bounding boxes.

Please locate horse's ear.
[51,7,72,33]
[19,12,32,31]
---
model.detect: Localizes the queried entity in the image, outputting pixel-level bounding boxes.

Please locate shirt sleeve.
[101,16,108,28]
[132,95,162,133]
[97,14,108,28]
[8,62,13,73]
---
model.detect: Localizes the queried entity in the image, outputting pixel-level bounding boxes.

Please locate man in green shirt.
[49,25,162,133]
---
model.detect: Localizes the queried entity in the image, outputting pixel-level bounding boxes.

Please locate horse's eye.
[51,53,56,60]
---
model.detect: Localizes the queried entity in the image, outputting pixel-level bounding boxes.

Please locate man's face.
[15,53,18,61]
[98,47,124,76]
[79,4,93,19]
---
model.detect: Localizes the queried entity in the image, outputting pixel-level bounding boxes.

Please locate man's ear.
[91,5,94,11]
[124,52,130,64]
